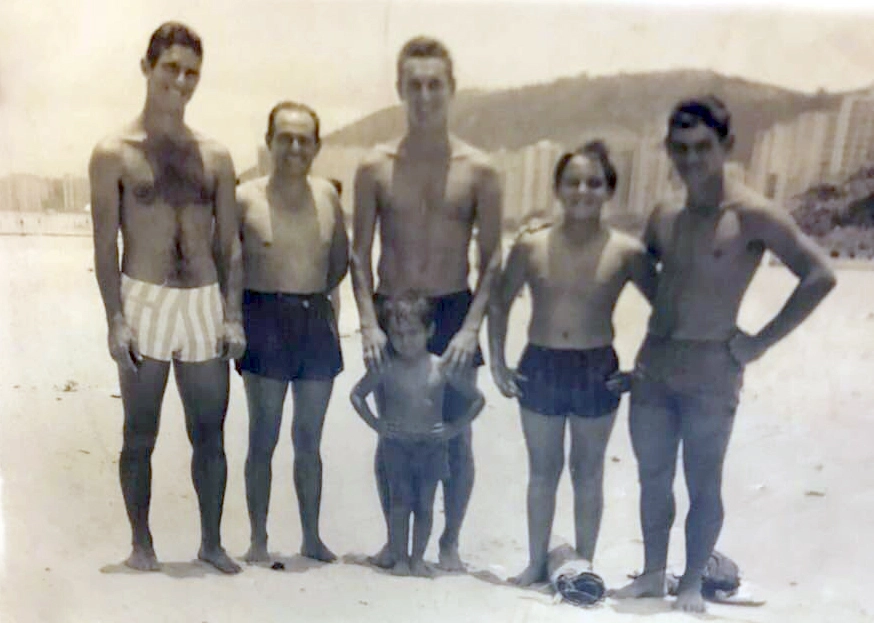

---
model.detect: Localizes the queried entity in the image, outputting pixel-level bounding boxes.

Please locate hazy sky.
[2,0,874,176]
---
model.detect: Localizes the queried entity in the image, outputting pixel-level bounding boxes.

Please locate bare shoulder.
[728,184,790,228]
[357,141,398,173]
[236,176,268,203]
[192,132,234,171]
[89,134,126,176]
[607,228,647,257]
[308,175,341,202]
[451,136,498,178]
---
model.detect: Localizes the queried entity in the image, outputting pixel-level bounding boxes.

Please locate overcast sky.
[2,0,874,176]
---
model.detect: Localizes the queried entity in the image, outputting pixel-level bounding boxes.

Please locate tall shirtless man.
[612,96,836,611]
[236,102,348,564]
[90,22,244,574]
[351,36,503,571]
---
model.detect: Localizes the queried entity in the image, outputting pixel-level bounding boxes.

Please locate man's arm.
[212,147,245,359]
[626,242,658,304]
[325,187,350,293]
[350,369,383,434]
[443,162,503,371]
[350,158,387,368]
[487,236,528,397]
[731,207,836,364]
[89,140,140,371]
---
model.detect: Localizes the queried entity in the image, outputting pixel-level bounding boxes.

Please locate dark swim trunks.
[516,344,621,418]
[236,290,343,382]
[376,290,484,423]
[381,436,449,489]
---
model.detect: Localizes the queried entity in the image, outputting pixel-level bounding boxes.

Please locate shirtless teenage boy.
[351,36,502,570]
[351,294,485,577]
[236,102,348,564]
[89,22,244,574]
[489,141,656,586]
[612,96,836,612]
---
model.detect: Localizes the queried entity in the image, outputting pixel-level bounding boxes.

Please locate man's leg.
[438,367,479,571]
[242,372,287,563]
[174,359,241,574]
[511,408,566,586]
[291,379,336,562]
[118,358,171,571]
[568,410,617,564]
[673,397,736,613]
[612,378,680,598]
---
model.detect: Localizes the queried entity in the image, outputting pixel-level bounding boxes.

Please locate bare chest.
[376,159,477,225]
[120,140,216,210]
[660,210,762,273]
[527,236,626,296]
[242,192,334,255]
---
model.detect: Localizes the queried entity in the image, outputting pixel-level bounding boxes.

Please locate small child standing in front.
[351,293,485,577]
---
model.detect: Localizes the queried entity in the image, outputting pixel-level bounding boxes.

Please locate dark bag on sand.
[701,551,741,598]
[666,551,741,598]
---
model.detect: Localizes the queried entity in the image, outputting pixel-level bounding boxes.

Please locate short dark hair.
[145,22,203,68]
[667,95,732,142]
[553,140,618,192]
[377,292,433,332]
[396,36,455,86]
[265,101,321,145]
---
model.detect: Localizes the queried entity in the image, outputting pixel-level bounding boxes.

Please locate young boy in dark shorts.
[489,141,657,586]
[351,294,485,577]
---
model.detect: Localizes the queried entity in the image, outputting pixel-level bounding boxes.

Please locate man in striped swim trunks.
[89,22,245,574]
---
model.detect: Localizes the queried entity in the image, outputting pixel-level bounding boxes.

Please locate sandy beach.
[1,235,871,623]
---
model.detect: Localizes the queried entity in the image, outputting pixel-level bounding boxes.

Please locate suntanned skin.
[90,39,245,574]
[351,50,502,571]
[351,318,485,577]
[237,108,349,565]
[489,154,656,586]
[611,121,836,612]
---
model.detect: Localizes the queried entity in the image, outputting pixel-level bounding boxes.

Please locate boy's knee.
[570,460,604,487]
[531,459,564,487]
[121,434,156,460]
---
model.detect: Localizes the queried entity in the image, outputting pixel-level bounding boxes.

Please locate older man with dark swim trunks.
[90,22,245,574]
[612,96,836,612]
[351,36,502,571]
[236,101,348,565]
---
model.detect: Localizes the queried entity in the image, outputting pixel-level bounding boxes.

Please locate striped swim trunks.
[121,274,224,363]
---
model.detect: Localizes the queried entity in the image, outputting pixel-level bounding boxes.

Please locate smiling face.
[386,316,432,361]
[142,44,202,113]
[665,123,733,189]
[555,154,613,221]
[268,108,320,177]
[397,56,454,131]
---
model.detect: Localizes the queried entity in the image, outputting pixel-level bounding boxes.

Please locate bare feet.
[410,559,436,578]
[510,562,548,587]
[301,539,337,563]
[673,581,707,613]
[367,544,394,569]
[198,546,242,575]
[609,571,667,599]
[124,544,160,572]
[437,538,465,572]
[390,560,411,576]
[243,542,271,564]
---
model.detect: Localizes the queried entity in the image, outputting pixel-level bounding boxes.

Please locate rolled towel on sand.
[547,544,606,607]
